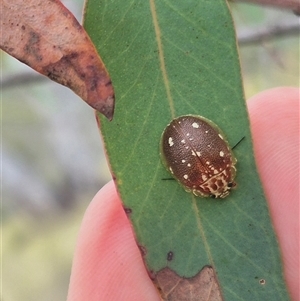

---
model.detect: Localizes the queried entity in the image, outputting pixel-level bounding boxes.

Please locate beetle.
[160,115,237,198]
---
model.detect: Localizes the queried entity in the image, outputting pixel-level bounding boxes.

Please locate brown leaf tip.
[93,95,115,121]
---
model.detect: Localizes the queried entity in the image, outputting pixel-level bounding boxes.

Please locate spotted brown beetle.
[160,115,237,198]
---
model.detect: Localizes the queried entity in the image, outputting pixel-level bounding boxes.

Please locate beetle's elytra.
[160,115,237,199]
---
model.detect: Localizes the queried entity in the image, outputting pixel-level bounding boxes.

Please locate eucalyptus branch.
[1,72,47,89]
[237,20,300,45]
[1,16,299,89]
[236,0,300,14]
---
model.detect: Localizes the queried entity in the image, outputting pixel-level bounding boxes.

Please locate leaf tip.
[94,94,115,121]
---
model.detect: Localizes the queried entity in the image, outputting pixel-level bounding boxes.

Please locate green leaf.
[84,1,290,300]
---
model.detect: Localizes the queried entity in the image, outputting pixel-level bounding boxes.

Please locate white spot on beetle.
[181,139,185,144]
[192,122,199,128]
[196,151,201,156]
[183,174,188,179]
[220,151,224,157]
[205,130,209,133]
[187,163,191,167]
[168,137,174,146]
[182,159,186,163]
[202,175,208,181]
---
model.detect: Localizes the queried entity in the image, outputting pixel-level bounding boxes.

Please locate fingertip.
[68,181,159,301]
[247,86,299,207]
[247,87,299,301]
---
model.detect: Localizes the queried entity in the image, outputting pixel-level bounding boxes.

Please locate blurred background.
[1,1,299,300]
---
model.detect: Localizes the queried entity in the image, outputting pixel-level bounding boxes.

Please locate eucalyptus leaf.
[84,1,290,300]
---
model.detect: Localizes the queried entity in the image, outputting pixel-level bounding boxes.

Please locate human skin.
[67,87,299,301]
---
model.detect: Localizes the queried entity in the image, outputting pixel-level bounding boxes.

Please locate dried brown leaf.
[0,0,115,120]
[154,266,223,301]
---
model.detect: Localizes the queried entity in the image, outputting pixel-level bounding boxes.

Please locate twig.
[1,18,299,89]
[1,72,48,89]
[237,20,300,45]
[236,0,300,14]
